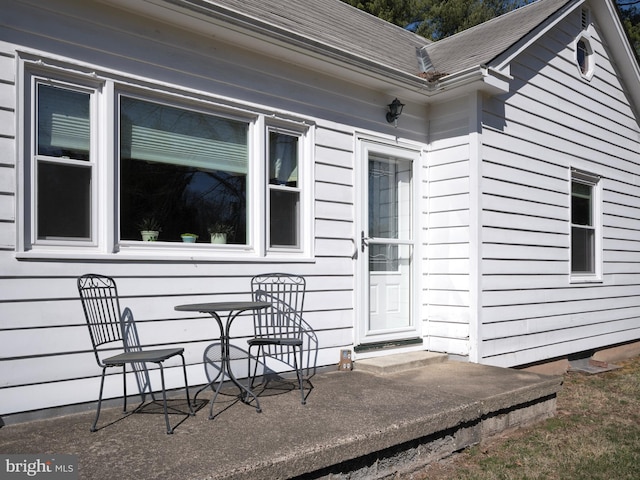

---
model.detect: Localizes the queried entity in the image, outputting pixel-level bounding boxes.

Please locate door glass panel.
[367,155,412,333]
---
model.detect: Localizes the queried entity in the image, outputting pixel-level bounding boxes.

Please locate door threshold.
[354,337,422,354]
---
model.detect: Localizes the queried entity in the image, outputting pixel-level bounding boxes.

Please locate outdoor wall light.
[386,98,405,126]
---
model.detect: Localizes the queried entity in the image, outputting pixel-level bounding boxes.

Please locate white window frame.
[17,56,314,261]
[570,169,602,283]
[575,34,595,80]
[114,88,259,254]
[265,122,312,256]
[21,68,104,254]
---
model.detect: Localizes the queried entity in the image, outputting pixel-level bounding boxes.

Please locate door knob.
[361,231,370,252]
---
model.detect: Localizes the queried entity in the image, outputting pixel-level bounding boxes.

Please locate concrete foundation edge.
[236,392,559,480]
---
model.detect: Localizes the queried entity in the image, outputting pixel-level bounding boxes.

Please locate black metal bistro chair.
[247,273,308,405]
[77,274,193,434]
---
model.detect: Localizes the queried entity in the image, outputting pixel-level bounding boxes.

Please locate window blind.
[121,97,248,175]
[38,84,90,157]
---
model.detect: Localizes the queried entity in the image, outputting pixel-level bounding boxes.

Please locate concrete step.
[356,350,448,375]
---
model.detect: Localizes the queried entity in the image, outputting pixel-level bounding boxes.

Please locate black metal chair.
[77,274,193,434]
[247,273,307,405]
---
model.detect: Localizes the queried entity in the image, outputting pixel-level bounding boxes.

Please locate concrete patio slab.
[0,358,562,480]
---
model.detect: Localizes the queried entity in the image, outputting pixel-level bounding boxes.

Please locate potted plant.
[180,233,198,243]
[208,223,235,244]
[137,217,161,241]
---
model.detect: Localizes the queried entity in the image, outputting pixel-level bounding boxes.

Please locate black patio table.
[175,301,271,418]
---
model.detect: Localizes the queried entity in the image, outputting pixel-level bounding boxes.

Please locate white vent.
[581,8,590,30]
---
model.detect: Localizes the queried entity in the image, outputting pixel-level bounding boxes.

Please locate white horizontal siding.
[479,9,640,367]
[0,50,15,249]
[0,0,382,416]
[424,97,473,356]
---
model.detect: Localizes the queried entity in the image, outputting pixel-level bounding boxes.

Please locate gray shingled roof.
[420,0,575,76]
[201,0,577,80]
[206,0,430,76]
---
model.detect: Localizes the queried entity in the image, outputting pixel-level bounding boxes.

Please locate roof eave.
[98,0,511,104]
[98,0,431,99]
[425,66,511,102]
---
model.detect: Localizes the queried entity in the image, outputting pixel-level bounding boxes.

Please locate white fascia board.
[589,0,640,119]
[426,66,511,104]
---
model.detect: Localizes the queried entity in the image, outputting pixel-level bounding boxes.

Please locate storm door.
[359,145,419,345]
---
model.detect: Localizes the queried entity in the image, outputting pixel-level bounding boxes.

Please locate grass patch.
[417,355,640,480]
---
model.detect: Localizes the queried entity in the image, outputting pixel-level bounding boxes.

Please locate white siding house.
[1,0,639,421]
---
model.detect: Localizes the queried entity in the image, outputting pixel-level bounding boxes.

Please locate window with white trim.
[119,95,250,245]
[268,128,302,249]
[576,38,592,76]
[571,170,600,278]
[23,65,312,257]
[33,81,95,243]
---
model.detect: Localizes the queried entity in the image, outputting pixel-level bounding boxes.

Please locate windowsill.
[570,274,603,284]
[15,246,315,263]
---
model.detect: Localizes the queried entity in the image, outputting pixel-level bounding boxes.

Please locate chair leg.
[91,367,108,432]
[209,370,227,420]
[247,346,253,389]
[294,347,306,405]
[248,345,261,389]
[122,364,128,413]
[157,363,173,434]
[180,354,194,416]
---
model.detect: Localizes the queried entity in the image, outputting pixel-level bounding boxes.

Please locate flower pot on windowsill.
[210,233,227,244]
[181,233,198,243]
[140,230,159,242]
[208,223,234,244]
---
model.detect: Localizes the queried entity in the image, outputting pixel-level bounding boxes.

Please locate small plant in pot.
[208,223,235,244]
[180,233,199,243]
[137,217,161,241]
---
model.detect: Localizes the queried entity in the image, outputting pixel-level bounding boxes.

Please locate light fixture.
[386,98,405,126]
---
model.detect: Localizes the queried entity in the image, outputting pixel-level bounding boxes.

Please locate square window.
[119,96,249,244]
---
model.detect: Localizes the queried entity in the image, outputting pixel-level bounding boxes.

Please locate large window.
[119,96,249,244]
[24,68,311,257]
[571,170,600,278]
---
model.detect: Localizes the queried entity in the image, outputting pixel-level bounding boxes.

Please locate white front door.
[358,142,419,346]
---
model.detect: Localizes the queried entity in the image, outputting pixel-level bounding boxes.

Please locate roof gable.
[419,0,575,76]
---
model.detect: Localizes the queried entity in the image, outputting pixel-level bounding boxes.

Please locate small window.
[268,129,301,249]
[576,36,594,78]
[35,82,94,241]
[571,170,600,278]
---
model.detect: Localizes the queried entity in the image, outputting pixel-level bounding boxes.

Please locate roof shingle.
[420,0,575,75]
[206,0,429,75]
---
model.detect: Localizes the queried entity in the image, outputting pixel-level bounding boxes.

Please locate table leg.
[205,310,261,419]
